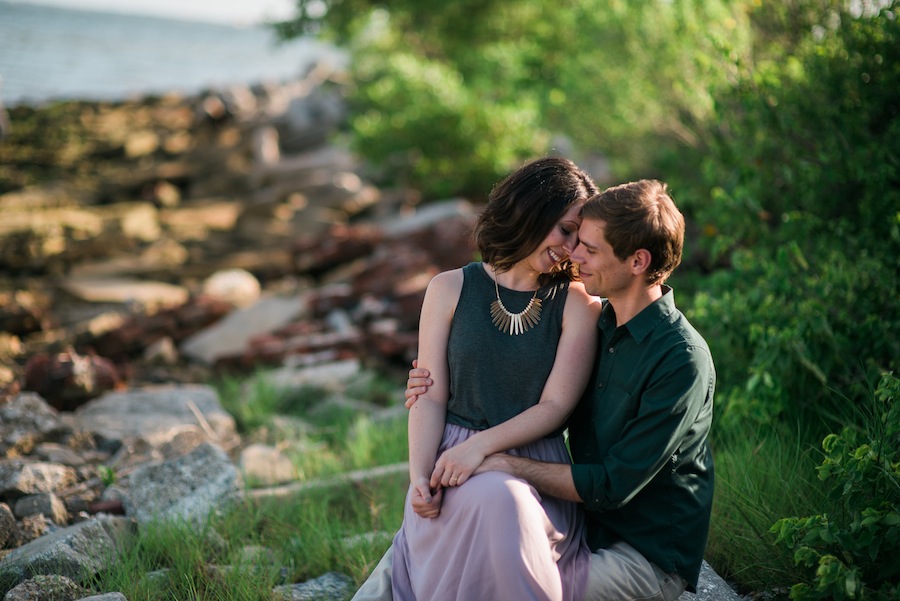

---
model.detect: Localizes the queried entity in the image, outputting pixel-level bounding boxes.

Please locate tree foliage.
[276,0,752,198]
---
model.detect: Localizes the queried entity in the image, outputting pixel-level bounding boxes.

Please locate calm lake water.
[0,1,344,106]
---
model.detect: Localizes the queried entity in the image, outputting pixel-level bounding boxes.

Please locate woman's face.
[525,201,583,274]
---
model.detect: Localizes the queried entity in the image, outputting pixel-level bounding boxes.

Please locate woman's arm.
[408,269,461,506]
[430,282,601,489]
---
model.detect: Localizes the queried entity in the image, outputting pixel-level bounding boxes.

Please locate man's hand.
[405,359,433,409]
[474,453,513,476]
[411,485,443,519]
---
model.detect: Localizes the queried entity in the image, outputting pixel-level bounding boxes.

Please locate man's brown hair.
[581,179,685,285]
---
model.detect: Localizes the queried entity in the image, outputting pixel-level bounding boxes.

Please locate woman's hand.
[411,485,443,519]
[430,437,486,488]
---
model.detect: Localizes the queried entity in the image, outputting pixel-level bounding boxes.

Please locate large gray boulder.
[121,442,241,526]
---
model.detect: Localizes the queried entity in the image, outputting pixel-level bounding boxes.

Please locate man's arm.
[475,453,584,503]
[571,344,714,511]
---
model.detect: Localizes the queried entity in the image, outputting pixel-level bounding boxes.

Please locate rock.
[340,530,394,550]
[0,393,67,458]
[252,125,280,165]
[0,291,50,337]
[74,385,236,447]
[272,572,353,601]
[0,504,17,549]
[179,295,307,366]
[58,277,188,311]
[142,337,179,366]
[2,574,88,601]
[121,442,241,525]
[678,560,743,601]
[201,268,261,309]
[12,494,67,526]
[0,461,77,499]
[17,514,52,543]
[124,130,159,158]
[31,444,86,468]
[22,353,121,412]
[68,239,189,280]
[85,296,234,362]
[0,516,134,591]
[74,594,128,601]
[262,359,362,393]
[239,444,296,487]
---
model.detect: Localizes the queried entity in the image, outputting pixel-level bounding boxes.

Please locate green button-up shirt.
[568,287,715,590]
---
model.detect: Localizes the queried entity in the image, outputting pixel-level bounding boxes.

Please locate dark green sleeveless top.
[446,262,570,436]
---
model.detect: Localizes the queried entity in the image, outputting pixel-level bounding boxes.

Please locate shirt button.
[598,383,604,388]
[608,347,615,353]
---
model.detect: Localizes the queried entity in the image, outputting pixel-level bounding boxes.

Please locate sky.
[14,0,298,25]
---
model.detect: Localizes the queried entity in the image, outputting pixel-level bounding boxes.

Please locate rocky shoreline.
[0,62,476,600]
[0,60,477,407]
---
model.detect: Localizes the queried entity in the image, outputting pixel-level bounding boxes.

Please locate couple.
[356,157,715,601]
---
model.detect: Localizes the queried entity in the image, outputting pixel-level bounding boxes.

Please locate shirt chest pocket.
[594,384,637,431]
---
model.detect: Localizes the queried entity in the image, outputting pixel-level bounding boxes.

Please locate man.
[355,179,715,601]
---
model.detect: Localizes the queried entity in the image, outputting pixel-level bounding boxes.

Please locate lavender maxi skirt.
[392,423,590,601]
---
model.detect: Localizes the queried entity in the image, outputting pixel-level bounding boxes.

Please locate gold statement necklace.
[490,276,542,335]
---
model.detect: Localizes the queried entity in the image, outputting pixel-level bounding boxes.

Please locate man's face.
[571,218,633,299]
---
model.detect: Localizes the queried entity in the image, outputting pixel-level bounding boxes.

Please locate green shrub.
[770,372,900,600]
[686,4,900,429]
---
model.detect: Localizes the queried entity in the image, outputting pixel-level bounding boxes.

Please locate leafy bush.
[770,373,900,600]
[685,3,900,429]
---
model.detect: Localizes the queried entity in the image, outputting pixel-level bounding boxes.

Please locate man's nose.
[570,243,586,265]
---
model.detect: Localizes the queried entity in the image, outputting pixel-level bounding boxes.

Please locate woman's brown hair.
[473,157,598,285]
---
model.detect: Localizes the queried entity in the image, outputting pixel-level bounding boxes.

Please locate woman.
[392,157,602,601]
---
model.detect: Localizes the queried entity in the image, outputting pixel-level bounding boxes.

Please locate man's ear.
[631,249,652,275]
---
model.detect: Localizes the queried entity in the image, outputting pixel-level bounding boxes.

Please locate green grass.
[78,366,411,600]
[706,421,829,597]
[88,479,407,600]
[215,368,409,480]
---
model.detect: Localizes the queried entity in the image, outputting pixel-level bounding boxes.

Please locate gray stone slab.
[179,295,306,365]
[679,560,744,601]
[74,385,235,446]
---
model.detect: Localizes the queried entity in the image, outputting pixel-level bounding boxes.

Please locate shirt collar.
[598,286,676,343]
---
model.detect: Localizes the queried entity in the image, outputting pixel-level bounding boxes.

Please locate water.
[0,1,345,106]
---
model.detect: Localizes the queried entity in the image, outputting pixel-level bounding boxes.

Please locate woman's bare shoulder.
[565,280,603,317]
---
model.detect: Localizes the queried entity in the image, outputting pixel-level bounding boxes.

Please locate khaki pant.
[351,541,687,601]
